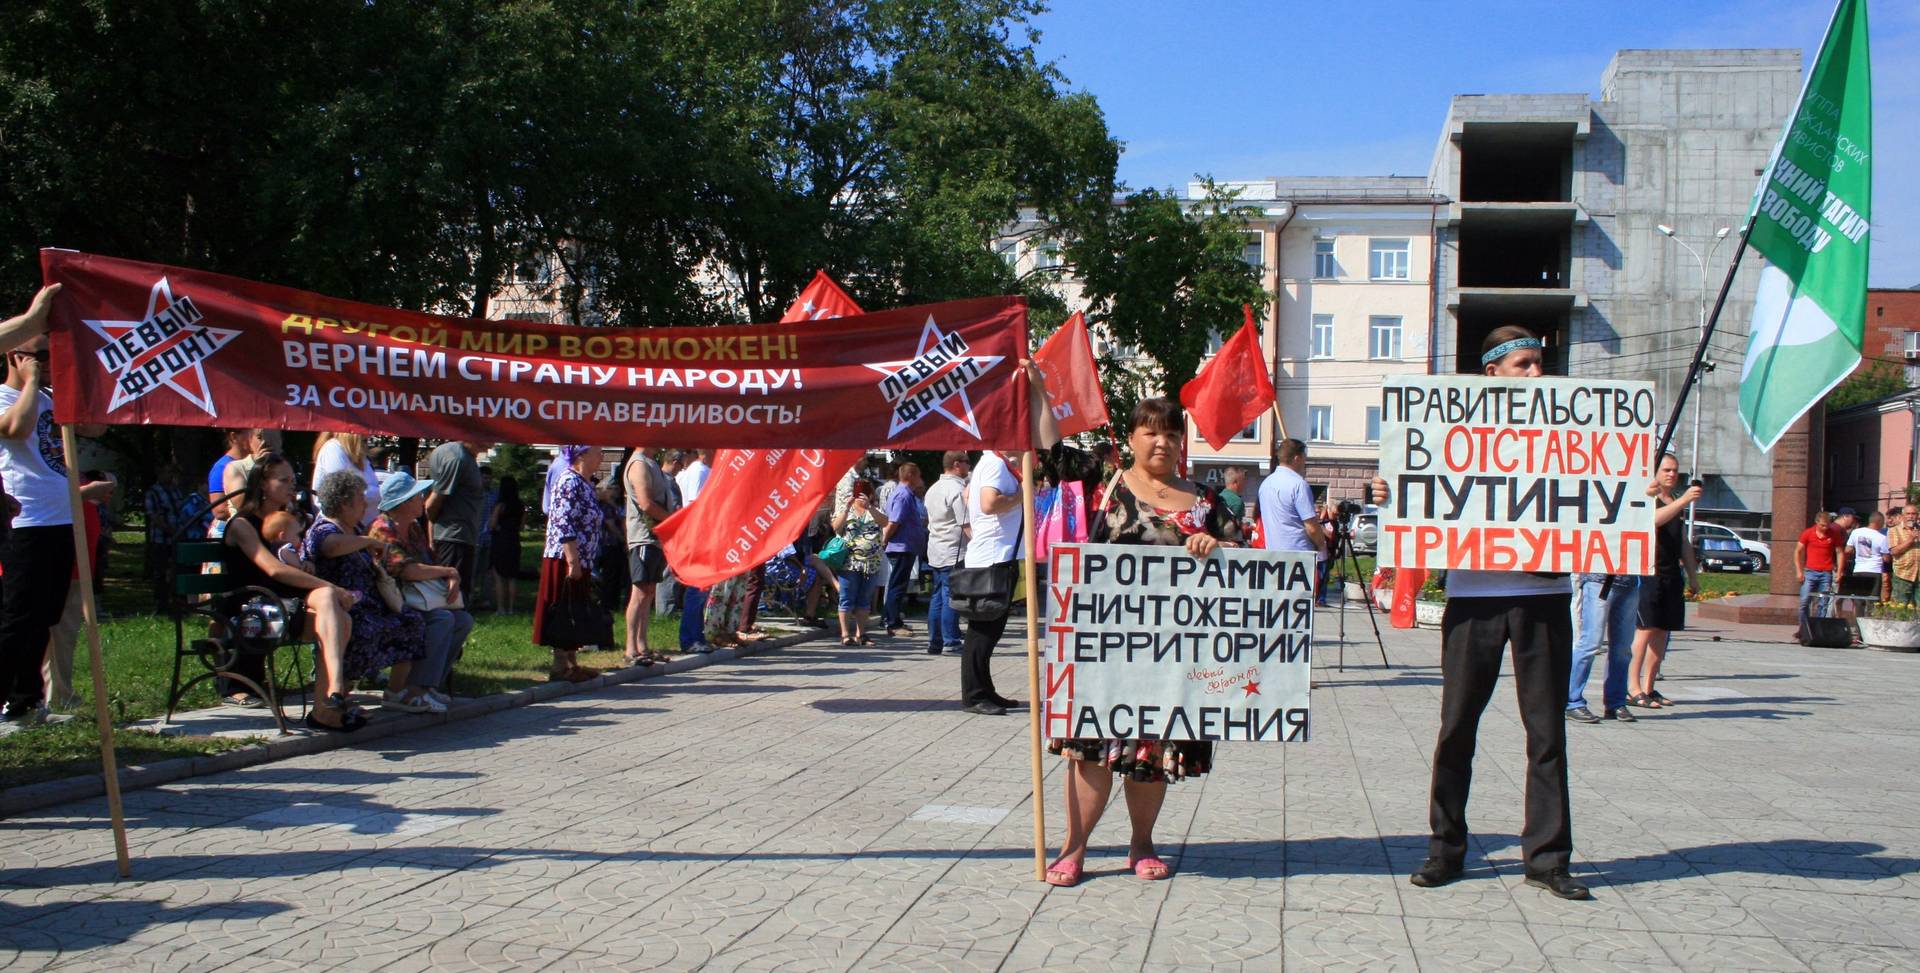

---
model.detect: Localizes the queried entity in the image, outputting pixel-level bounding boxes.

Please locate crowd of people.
[0,283,1854,903]
[1790,501,1920,644]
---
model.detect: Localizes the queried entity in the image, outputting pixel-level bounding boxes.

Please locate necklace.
[1128,467,1177,503]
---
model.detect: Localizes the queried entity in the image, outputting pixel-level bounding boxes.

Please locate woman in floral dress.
[533,445,606,682]
[304,471,429,689]
[1045,398,1244,887]
[831,479,889,645]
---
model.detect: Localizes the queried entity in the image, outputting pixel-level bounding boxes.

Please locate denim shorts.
[837,569,878,612]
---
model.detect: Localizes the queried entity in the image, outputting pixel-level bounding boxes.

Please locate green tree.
[1827,360,1911,410]
[1064,179,1270,394]
[668,0,1117,321]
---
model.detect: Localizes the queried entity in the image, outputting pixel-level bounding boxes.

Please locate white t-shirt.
[1849,527,1890,574]
[312,439,379,528]
[677,460,711,505]
[0,385,70,527]
[964,452,1022,568]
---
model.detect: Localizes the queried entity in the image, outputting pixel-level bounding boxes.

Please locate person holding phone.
[831,479,889,646]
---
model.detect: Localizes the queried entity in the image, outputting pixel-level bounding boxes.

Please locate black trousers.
[960,606,1009,706]
[1430,593,1574,874]
[883,551,916,626]
[436,541,480,603]
[0,525,75,709]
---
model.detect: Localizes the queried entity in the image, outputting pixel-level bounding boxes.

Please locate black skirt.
[1637,568,1687,632]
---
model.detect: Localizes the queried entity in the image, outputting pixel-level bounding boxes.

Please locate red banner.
[659,272,865,585]
[654,447,860,587]
[40,250,1031,450]
[1033,311,1109,438]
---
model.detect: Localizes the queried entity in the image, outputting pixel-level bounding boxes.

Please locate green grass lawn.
[0,531,709,791]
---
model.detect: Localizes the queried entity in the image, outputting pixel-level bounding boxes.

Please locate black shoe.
[963,701,1007,716]
[926,647,943,655]
[1565,706,1601,724]
[1524,867,1592,900]
[990,695,1024,709]
[1604,706,1638,723]
[1408,857,1463,888]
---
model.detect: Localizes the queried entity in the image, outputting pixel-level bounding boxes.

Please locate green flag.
[1738,0,1873,451]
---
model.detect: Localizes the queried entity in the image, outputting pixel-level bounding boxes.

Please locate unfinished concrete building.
[1429,49,1804,522]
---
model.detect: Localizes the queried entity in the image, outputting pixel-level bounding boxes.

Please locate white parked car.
[1689,522,1770,571]
[1345,505,1379,555]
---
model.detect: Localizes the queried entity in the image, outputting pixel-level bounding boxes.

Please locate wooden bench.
[164,540,316,735]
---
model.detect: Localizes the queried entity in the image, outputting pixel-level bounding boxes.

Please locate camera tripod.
[1325,516,1390,672]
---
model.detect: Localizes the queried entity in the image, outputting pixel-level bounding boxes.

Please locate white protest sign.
[1378,375,1658,575]
[1041,543,1314,743]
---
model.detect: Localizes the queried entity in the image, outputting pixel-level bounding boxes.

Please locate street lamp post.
[1657,223,1731,536]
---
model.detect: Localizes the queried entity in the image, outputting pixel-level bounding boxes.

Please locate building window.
[1035,242,1062,270]
[1233,417,1261,442]
[1311,314,1335,359]
[1205,329,1224,356]
[511,255,550,285]
[996,240,1019,268]
[503,311,550,323]
[1309,406,1332,443]
[1242,232,1264,271]
[1313,239,1338,279]
[1368,315,1403,360]
[1366,406,1382,444]
[1369,238,1410,280]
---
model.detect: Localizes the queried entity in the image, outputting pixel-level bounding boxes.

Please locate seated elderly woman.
[304,470,430,711]
[368,471,473,709]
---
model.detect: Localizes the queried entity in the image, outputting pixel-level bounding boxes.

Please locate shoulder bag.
[540,576,615,648]
[817,536,852,572]
[950,560,1016,622]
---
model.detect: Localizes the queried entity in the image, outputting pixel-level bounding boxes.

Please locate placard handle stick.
[63,426,131,878]
[1603,222,1751,599]
[1022,449,1046,881]
[1269,401,1287,441]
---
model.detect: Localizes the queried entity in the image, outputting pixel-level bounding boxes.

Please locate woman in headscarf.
[533,445,606,683]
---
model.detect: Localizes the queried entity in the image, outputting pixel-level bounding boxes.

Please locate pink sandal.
[1044,858,1082,887]
[1128,855,1172,881]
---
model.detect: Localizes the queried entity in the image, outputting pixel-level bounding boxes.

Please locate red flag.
[1390,567,1428,629]
[1033,311,1109,439]
[655,447,862,587]
[780,270,863,323]
[1179,305,1276,451]
[661,271,865,584]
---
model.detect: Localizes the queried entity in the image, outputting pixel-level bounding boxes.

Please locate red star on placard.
[1242,680,1262,697]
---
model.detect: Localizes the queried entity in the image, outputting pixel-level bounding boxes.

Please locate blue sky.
[1030,0,1916,287]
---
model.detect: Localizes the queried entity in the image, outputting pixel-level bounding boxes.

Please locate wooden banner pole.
[61,426,130,878]
[1021,449,1045,881]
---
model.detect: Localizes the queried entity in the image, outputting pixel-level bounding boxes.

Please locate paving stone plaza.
[3,607,1918,971]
